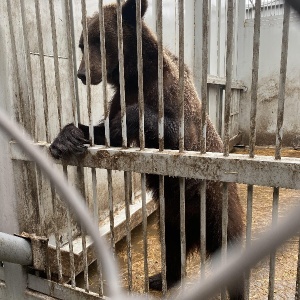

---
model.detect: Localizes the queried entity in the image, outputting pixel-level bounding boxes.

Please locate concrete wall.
[237,7,300,147]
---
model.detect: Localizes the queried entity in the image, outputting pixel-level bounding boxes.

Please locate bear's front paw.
[49,123,89,159]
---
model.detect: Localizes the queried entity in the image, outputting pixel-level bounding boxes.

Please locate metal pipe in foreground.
[0,232,32,266]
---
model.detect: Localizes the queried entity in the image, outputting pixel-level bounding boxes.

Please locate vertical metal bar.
[136,0,145,150]
[107,170,115,254]
[200,180,206,278]
[19,0,36,139]
[249,0,261,158]
[156,3,166,292]
[116,0,133,256]
[92,168,104,297]
[217,0,221,76]
[223,0,234,157]
[81,0,93,146]
[116,0,127,148]
[136,2,147,290]
[63,166,76,287]
[67,0,80,125]
[80,0,93,292]
[107,170,115,253]
[221,182,229,300]
[140,173,149,293]
[50,184,63,283]
[99,0,115,259]
[63,0,78,126]
[34,0,49,142]
[268,187,279,300]
[98,0,110,146]
[295,235,300,300]
[159,175,167,294]
[124,172,132,291]
[49,0,63,131]
[275,2,290,160]
[5,0,23,124]
[201,0,209,154]
[179,177,186,285]
[178,0,184,153]
[245,184,254,300]
[157,0,164,151]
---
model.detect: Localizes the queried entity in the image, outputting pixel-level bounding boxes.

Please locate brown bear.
[49,0,245,298]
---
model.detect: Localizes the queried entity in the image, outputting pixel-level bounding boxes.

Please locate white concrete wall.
[237,7,300,146]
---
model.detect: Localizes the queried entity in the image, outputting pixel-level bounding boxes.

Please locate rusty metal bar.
[159,175,167,295]
[50,184,63,283]
[141,173,149,292]
[223,0,234,156]
[136,0,145,150]
[221,182,228,300]
[107,170,115,253]
[66,209,76,287]
[92,168,104,297]
[63,0,78,126]
[49,0,63,130]
[157,0,164,151]
[49,0,68,284]
[275,2,290,160]
[67,0,81,124]
[19,0,36,139]
[116,0,127,148]
[201,0,209,154]
[34,0,49,141]
[124,172,132,291]
[81,0,93,145]
[98,0,110,146]
[178,0,184,153]
[268,187,279,300]
[180,177,186,284]
[80,0,91,292]
[200,180,206,278]
[245,184,254,300]
[249,0,261,158]
[63,165,76,287]
[5,0,23,124]
[16,145,300,190]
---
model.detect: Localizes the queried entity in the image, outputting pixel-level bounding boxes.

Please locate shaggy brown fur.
[50,1,244,298]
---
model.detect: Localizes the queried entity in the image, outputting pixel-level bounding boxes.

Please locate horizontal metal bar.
[207,75,247,91]
[27,274,106,300]
[0,232,32,266]
[10,142,300,189]
[29,52,68,59]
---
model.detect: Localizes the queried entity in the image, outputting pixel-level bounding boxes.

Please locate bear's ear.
[122,0,148,26]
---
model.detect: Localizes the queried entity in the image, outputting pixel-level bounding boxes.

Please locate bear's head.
[77,0,148,85]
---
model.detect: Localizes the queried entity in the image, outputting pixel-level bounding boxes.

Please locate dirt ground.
[81,147,300,299]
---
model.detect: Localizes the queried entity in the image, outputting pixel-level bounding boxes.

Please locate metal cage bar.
[156,0,164,152]
[249,0,261,158]
[116,0,127,148]
[275,2,290,160]
[268,187,279,300]
[178,0,185,153]
[223,0,234,157]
